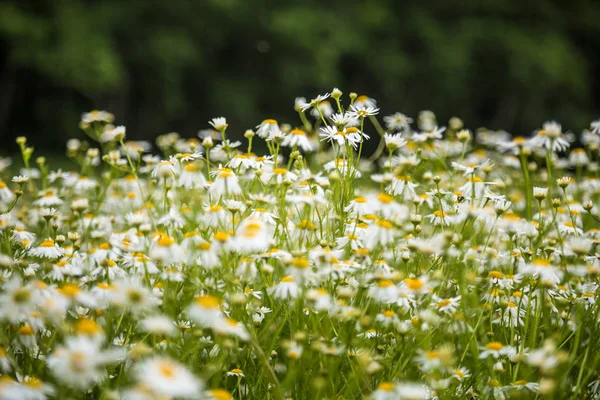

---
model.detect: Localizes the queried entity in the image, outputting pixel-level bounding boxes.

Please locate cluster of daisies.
[0,89,599,400]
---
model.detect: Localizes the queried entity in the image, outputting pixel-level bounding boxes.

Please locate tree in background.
[0,0,599,151]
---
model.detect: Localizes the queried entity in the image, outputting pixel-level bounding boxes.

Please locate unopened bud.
[202,137,214,149]
[331,88,342,99]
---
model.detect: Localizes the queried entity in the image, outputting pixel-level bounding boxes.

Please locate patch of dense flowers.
[0,90,599,399]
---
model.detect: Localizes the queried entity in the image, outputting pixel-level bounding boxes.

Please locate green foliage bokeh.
[0,0,599,150]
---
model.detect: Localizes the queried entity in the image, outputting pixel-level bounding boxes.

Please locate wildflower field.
[1,89,600,400]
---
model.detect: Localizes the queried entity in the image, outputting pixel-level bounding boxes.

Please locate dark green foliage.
[0,0,599,150]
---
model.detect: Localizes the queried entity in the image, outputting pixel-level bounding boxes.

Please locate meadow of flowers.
[0,89,599,400]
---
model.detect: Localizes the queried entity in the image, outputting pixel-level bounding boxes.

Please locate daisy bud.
[583,200,593,211]
[139,223,152,233]
[230,293,246,305]
[16,136,27,145]
[551,198,561,208]
[556,176,572,188]
[533,187,548,200]
[331,87,342,99]
[55,235,66,245]
[349,92,358,102]
[456,129,471,142]
[202,137,214,149]
[433,175,441,184]
[365,361,383,374]
[410,214,422,224]
[244,130,255,139]
[449,117,464,130]
[423,171,432,181]
[87,148,99,158]
[72,198,89,212]
[36,157,46,166]
[451,234,462,245]
[414,225,422,234]
[112,125,126,141]
[337,286,355,298]
[328,171,340,182]
[68,232,80,242]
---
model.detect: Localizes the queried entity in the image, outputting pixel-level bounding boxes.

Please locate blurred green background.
[1,0,599,153]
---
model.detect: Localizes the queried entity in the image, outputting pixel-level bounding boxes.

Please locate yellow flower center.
[377,193,393,204]
[378,382,395,392]
[195,295,220,309]
[404,278,424,290]
[486,342,503,351]
[59,284,80,298]
[159,362,175,379]
[378,280,394,288]
[214,232,229,242]
[157,236,174,247]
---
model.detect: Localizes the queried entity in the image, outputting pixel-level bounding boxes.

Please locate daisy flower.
[384,112,413,131]
[29,239,64,259]
[281,128,314,152]
[451,159,492,176]
[319,126,363,149]
[479,342,516,359]
[152,160,179,180]
[255,119,281,140]
[367,280,399,304]
[347,104,379,118]
[187,295,222,326]
[269,276,301,300]
[136,357,203,399]
[47,336,122,390]
[209,117,228,131]
[383,133,407,151]
[519,258,562,285]
[301,93,331,112]
[211,317,250,341]
[209,167,242,197]
[140,315,176,336]
[530,121,571,152]
[432,295,461,314]
[226,368,245,378]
